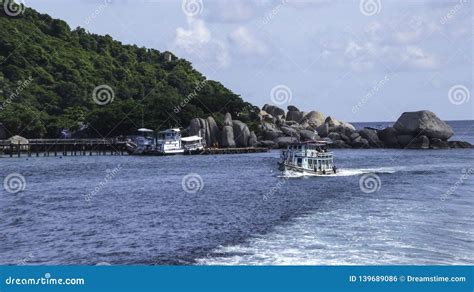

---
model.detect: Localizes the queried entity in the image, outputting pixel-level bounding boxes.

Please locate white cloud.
[173,17,230,67]
[402,46,438,69]
[364,17,441,46]
[174,17,211,49]
[342,41,439,72]
[229,26,267,55]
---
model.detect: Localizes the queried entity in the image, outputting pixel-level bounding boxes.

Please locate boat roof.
[181,135,203,142]
[289,140,333,146]
[157,128,181,134]
[137,128,154,132]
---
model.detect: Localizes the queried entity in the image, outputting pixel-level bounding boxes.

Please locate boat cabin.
[281,141,335,174]
[156,128,183,154]
[181,135,204,152]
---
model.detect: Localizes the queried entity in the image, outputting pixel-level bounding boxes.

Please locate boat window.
[297,158,302,167]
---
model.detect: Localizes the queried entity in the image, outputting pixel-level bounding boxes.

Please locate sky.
[27,0,473,122]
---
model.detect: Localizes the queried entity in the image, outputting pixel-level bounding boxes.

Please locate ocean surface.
[0,121,473,265]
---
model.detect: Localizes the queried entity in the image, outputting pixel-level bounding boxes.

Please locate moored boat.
[125,128,155,155]
[155,128,185,155]
[278,141,337,175]
[126,128,205,155]
[181,135,205,154]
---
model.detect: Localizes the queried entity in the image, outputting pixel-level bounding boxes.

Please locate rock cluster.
[253,106,472,149]
[188,113,258,148]
[186,107,472,150]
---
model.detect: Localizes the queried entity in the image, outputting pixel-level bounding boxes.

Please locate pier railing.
[0,138,127,157]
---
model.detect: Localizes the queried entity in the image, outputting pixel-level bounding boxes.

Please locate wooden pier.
[0,139,269,158]
[0,139,126,158]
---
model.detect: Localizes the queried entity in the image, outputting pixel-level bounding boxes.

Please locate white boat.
[156,128,185,155]
[125,128,155,155]
[278,141,337,175]
[126,128,205,155]
[181,135,205,154]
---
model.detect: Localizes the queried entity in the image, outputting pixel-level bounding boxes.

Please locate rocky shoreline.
[186,105,473,150]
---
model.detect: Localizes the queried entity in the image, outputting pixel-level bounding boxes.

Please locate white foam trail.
[277,167,400,178]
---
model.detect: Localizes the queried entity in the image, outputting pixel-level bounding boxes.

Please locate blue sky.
[28,0,473,122]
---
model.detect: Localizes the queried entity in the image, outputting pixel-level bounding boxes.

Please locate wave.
[278,167,399,178]
[276,163,456,178]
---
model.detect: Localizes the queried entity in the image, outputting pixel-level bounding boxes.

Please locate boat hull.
[281,163,336,176]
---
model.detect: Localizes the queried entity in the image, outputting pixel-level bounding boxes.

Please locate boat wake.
[278,167,399,178]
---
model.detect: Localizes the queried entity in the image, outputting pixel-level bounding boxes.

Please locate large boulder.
[316,123,329,137]
[301,111,325,128]
[397,134,415,148]
[259,110,276,123]
[340,121,356,131]
[324,116,340,128]
[378,127,399,148]
[189,118,202,136]
[325,116,356,132]
[405,135,430,149]
[359,128,383,147]
[232,120,251,147]
[224,112,233,126]
[280,126,299,138]
[221,125,236,148]
[258,140,277,148]
[189,118,211,146]
[429,138,449,149]
[332,140,351,148]
[262,104,285,118]
[331,125,355,137]
[448,141,474,148]
[349,132,360,141]
[207,116,220,145]
[340,133,351,144]
[261,121,277,131]
[287,105,300,111]
[248,131,258,147]
[351,136,370,148]
[328,132,341,141]
[393,110,453,140]
[263,129,283,140]
[274,136,299,148]
[299,129,319,141]
[286,110,306,123]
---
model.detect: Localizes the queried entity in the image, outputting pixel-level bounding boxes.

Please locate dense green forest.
[0,2,258,138]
